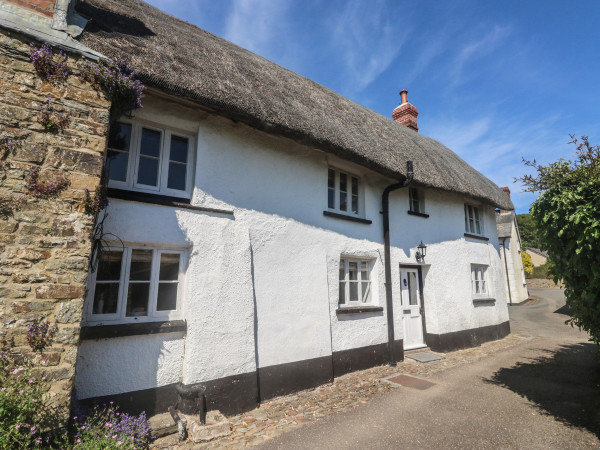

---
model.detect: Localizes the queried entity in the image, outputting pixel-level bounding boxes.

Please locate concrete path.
[257,289,600,449]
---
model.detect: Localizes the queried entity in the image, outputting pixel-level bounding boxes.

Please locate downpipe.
[382,161,414,366]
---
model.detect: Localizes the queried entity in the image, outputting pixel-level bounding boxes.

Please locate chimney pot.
[392,89,419,132]
[400,89,408,104]
[501,186,511,198]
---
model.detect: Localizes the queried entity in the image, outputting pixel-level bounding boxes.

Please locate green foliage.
[516,213,540,249]
[518,135,600,344]
[0,342,59,449]
[532,262,552,280]
[521,251,533,277]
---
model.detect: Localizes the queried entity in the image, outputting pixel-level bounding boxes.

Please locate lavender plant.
[27,166,70,198]
[26,321,58,353]
[38,98,71,132]
[79,58,144,118]
[0,136,20,161]
[29,42,69,82]
[64,403,153,449]
[0,194,26,216]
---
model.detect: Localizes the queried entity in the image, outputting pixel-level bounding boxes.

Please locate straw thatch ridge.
[76,0,513,210]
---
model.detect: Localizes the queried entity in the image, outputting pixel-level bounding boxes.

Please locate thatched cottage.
[0,0,513,416]
[496,188,529,305]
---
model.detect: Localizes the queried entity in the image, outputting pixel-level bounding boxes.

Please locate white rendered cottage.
[72,0,513,416]
[496,189,529,305]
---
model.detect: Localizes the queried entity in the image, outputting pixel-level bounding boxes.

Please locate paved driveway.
[259,289,600,449]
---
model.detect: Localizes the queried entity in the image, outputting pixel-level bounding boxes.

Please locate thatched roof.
[75,0,513,210]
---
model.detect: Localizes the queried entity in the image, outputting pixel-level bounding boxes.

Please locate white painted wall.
[499,222,529,304]
[75,95,510,399]
[75,332,184,399]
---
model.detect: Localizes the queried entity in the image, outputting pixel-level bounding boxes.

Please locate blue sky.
[145,0,600,213]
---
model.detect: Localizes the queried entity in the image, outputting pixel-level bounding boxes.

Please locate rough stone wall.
[0,29,109,411]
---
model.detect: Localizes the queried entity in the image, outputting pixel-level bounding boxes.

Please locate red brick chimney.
[3,0,56,18]
[500,186,511,213]
[392,89,419,132]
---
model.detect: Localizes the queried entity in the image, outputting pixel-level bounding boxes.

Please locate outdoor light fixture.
[416,240,427,262]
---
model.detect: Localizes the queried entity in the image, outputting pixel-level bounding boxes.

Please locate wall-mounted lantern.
[416,240,427,262]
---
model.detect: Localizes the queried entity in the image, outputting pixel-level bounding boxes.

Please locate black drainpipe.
[382,161,414,366]
[502,237,513,306]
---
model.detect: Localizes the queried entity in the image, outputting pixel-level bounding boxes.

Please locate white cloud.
[223,1,290,57]
[329,0,409,94]
[427,111,569,213]
[449,25,512,88]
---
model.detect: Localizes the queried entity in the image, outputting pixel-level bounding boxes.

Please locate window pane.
[464,205,469,232]
[349,282,358,302]
[157,283,178,311]
[96,251,122,281]
[160,253,180,280]
[93,283,119,314]
[360,263,369,281]
[361,281,370,303]
[340,192,347,211]
[137,157,159,186]
[107,150,129,182]
[339,282,345,304]
[126,283,149,316]
[108,122,131,151]
[339,261,345,281]
[348,262,358,280]
[408,272,418,305]
[170,136,189,163]
[167,162,187,190]
[130,250,153,280]
[328,169,335,189]
[351,177,358,214]
[140,128,161,157]
[328,169,335,209]
[339,173,347,211]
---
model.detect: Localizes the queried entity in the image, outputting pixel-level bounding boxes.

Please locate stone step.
[404,346,431,355]
[148,412,178,439]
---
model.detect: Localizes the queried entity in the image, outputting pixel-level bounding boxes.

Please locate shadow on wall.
[485,342,600,437]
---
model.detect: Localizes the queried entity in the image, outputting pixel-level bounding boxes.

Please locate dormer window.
[328,168,359,215]
[107,121,194,198]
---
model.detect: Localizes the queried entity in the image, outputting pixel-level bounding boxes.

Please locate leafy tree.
[516,213,540,249]
[518,135,600,344]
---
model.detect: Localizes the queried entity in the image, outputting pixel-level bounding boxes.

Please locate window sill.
[80,320,187,340]
[323,211,372,225]
[464,233,489,241]
[336,306,384,315]
[108,188,234,216]
[472,298,496,306]
[407,210,429,218]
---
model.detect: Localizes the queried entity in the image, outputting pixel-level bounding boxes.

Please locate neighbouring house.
[496,187,528,305]
[0,0,514,418]
[526,247,549,267]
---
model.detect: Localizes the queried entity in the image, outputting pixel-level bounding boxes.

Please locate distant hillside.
[516,213,540,249]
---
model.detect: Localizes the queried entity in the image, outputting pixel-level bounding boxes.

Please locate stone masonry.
[0,29,109,411]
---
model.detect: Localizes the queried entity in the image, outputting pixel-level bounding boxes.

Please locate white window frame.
[106,119,195,199]
[409,187,425,214]
[338,258,373,306]
[464,203,484,235]
[85,245,186,324]
[328,167,361,216]
[471,264,489,298]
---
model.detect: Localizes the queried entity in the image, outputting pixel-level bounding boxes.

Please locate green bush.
[532,263,552,279]
[0,343,57,449]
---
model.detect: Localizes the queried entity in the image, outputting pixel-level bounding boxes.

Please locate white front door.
[400,268,425,350]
